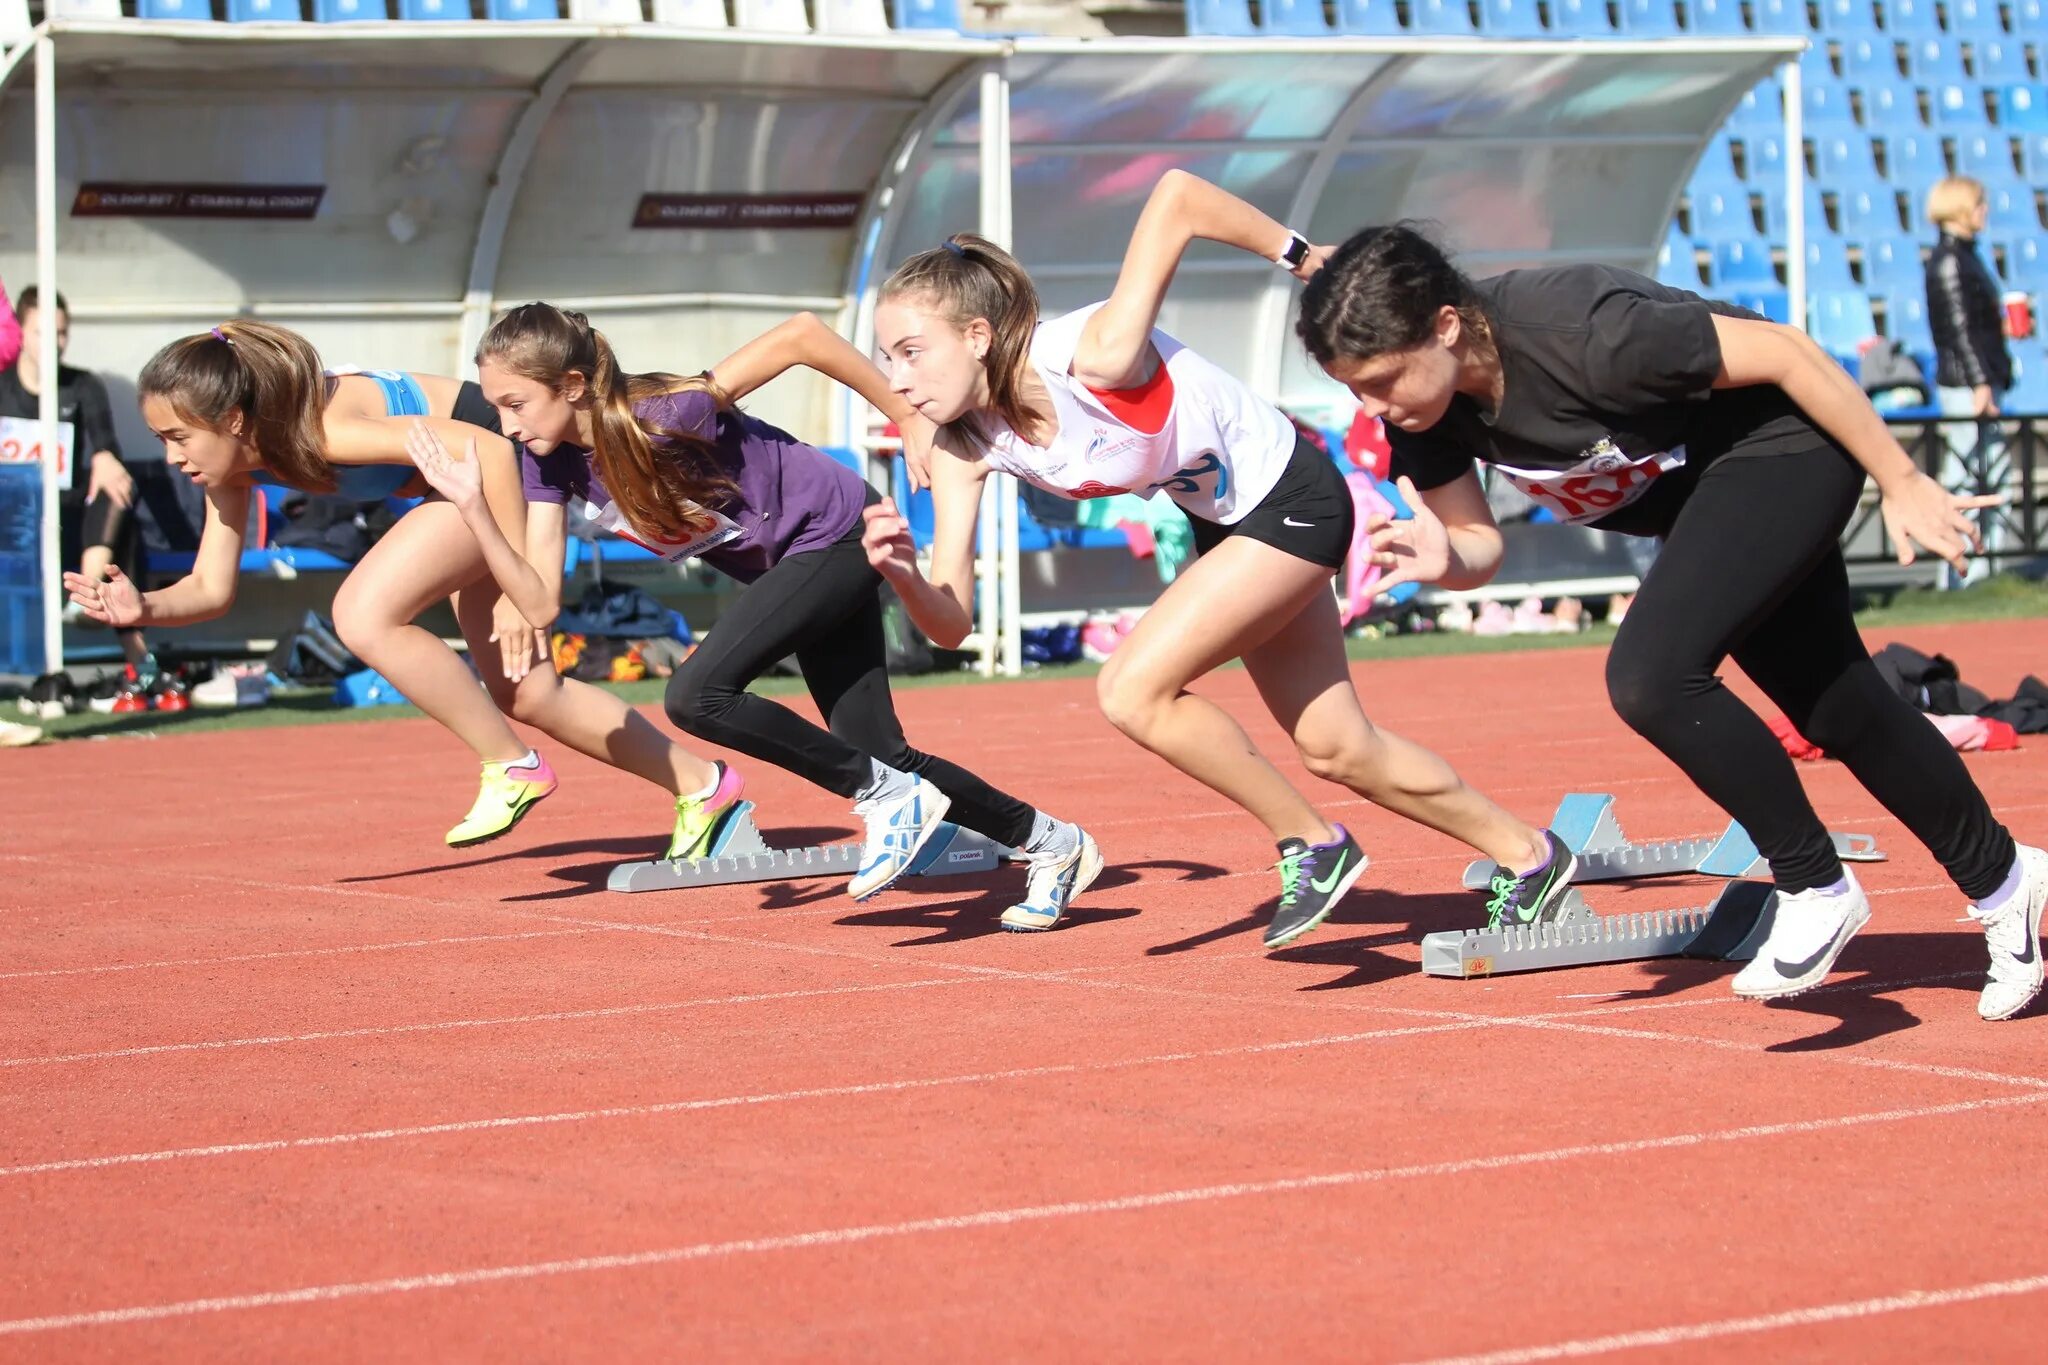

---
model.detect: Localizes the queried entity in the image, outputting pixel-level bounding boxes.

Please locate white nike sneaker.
[1731,870,1871,1001]
[848,778,952,902]
[1971,845,2048,1022]
[1000,828,1105,932]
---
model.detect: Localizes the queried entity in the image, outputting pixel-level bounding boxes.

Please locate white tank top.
[976,303,1296,525]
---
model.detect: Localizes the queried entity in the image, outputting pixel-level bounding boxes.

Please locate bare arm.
[394,421,558,628]
[1367,471,1506,595]
[710,311,921,429]
[72,481,249,627]
[861,432,988,649]
[1072,170,1309,389]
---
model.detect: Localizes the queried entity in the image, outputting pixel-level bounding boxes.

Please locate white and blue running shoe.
[1000,829,1104,932]
[848,778,953,901]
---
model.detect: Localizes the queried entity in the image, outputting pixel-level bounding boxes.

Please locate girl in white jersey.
[862,170,1576,947]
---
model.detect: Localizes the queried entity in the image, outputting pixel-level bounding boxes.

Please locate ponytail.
[138,320,332,491]
[880,232,1040,451]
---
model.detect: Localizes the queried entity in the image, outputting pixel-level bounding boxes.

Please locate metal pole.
[975,62,1015,677]
[1781,56,1806,333]
[35,34,60,679]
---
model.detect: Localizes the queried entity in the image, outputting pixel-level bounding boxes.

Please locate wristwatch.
[1275,232,1312,270]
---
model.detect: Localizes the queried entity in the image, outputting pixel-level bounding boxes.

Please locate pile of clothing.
[1771,643,2048,759]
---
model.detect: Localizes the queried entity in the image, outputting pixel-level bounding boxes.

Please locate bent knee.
[1095,664,1168,739]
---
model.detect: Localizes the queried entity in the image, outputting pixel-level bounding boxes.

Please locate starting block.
[1420,879,1778,979]
[606,801,1021,893]
[1461,792,1883,890]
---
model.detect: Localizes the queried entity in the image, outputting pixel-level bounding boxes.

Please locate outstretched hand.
[1880,469,2001,573]
[1364,476,1452,595]
[862,498,918,582]
[406,422,484,511]
[63,565,143,627]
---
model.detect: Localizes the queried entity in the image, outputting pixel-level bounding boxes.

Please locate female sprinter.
[1297,224,2042,1017]
[860,171,1576,950]
[65,321,742,857]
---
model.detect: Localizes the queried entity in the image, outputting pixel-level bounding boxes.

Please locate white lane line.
[1,1089,2039,1338]
[0,928,613,982]
[1406,1271,2048,1364]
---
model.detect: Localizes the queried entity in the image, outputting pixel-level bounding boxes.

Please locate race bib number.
[0,416,75,493]
[1494,440,1684,525]
[578,497,742,563]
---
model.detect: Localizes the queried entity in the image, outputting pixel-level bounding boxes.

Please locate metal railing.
[1842,410,2045,568]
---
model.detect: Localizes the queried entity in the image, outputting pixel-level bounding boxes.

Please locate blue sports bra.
[255,368,425,501]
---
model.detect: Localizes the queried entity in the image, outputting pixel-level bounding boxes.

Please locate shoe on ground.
[1001,828,1105,932]
[1973,845,2048,1022]
[1484,830,1580,931]
[0,720,43,748]
[445,753,559,848]
[1265,825,1370,949]
[1731,870,1871,1001]
[668,761,747,860]
[848,778,952,901]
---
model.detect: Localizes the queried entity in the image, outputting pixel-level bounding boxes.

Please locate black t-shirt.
[0,363,123,503]
[1387,265,1832,534]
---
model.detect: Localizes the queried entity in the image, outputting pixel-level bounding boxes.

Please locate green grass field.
[20,573,2048,744]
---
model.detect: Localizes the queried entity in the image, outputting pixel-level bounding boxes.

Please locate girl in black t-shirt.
[1296,225,2042,1019]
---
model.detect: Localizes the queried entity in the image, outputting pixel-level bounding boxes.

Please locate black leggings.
[1605,444,2015,898]
[663,525,1039,849]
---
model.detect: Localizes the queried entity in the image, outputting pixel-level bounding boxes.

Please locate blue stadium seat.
[1807,290,1879,353]
[1478,0,1546,33]
[1186,0,1256,34]
[1812,0,1879,30]
[313,0,382,16]
[1745,132,1788,184]
[1903,37,1968,84]
[892,0,961,25]
[1550,0,1616,29]
[1975,41,2033,85]
[486,0,560,15]
[1685,0,1746,33]
[1409,0,1476,32]
[1726,288,1792,322]
[1882,129,1939,184]
[1859,234,1924,287]
[1838,186,1908,237]
[2001,234,2048,289]
[1692,189,1763,242]
[1657,226,1711,289]
[1931,84,1992,127]
[1882,290,1934,350]
[1805,238,1859,288]
[1877,0,1940,35]
[1726,79,1783,135]
[1761,181,1835,238]
[1692,133,1745,194]
[1814,133,1881,187]
[227,0,300,16]
[2014,0,2045,31]
[1750,0,1806,30]
[1615,0,1682,32]
[1987,182,2042,233]
[1955,131,2019,183]
[2024,134,2048,184]
[138,0,213,16]
[1261,0,1332,33]
[1857,81,1921,129]
[2000,86,2048,132]
[1714,238,1780,286]
[1334,0,1404,31]
[2006,341,2048,416]
[1837,36,1900,86]
[1802,79,1860,130]
[1947,0,1996,32]
[398,0,467,14]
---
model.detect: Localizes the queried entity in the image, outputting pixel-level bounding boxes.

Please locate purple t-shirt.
[520,388,869,584]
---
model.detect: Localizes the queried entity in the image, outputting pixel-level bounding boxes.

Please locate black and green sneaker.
[1484,829,1579,930]
[1265,825,1370,949]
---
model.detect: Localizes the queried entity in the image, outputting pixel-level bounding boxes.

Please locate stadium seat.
[44,0,123,14]
[1986,181,2041,233]
[1549,0,1615,30]
[1408,0,1476,33]
[1334,0,1405,31]
[1477,0,1546,34]
[1744,133,1789,184]
[1882,129,1939,185]
[1882,291,1933,350]
[653,0,727,20]
[1903,37,1968,84]
[1615,0,1683,32]
[2023,134,2048,184]
[734,0,809,27]
[1877,0,1940,35]
[1857,81,1920,129]
[1186,0,1256,34]
[892,0,960,26]
[2006,341,2048,415]
[569,0,644,16]
[1262,0,1334,34]
[1750,0,1807,30]
[1692,189,1763,242]
[398,0,468,16]
[2001,234,2048,289]
[1726,288,1793,322]
[1726,79,1783,135]
[486,0,561,17]
[1714,237,1780,286]
[1838,186,1908,237]
[1684,0,1747,34]
[1975,42,2033,86]
[1760,181,1835,238]
[1691,133,1744,194]
[1807,290,1879,354]
[314,0,383,16]
[2000,86,2048,133]
[814,0,887,29]
[227,0,301,18]
[1837,37,1901,86]
[1813,133,1881,187]
[1858,234,1924,288]
[1931,83,1992,128]
[1802,79,1860,130]
[1657,225,1710,289]
[1946,0,1995,32]
[1804,238,1859,289]
[138,0,214,15]
[1954,131,2019,184]
[1812,0,1879,30]
[2013,0,2045,31]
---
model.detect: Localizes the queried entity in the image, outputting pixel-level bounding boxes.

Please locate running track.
[3,620,2044,1360]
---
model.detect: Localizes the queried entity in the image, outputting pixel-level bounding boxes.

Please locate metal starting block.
[606,801,1022,893]
[1461,791,1884,890]
[1420,879,1778,979]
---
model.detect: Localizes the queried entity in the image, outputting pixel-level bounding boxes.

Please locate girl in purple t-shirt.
[457,302,1099,926]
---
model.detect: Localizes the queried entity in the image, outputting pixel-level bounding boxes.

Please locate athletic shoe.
[445,753,559,848]
[1483,830,1580,931]
[1972,844,2048,1022]
[0,720,43,748]
[96,665,148,715]
[848,778,952,901]
[667,761,747,860]
[1731,870,1871,1001]
[1264,825,1369,949]
[1001,828,1105,932]
[152,674,191,713]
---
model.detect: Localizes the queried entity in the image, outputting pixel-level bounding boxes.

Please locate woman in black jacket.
[1923,174,2014,581]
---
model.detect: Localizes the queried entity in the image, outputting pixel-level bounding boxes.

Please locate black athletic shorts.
[1185,434,1353,570]
[452,380,504,437]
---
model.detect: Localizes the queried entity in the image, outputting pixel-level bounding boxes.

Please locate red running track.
[2,619,2044,1361]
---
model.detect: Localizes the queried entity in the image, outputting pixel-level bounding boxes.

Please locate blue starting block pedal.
[1461,792,1883,891]
[1421,879,1779,979]
[606,803,1020,893]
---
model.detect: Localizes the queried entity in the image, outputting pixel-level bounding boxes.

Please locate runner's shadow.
[347,825,855,890]
[835,861,1173,947]
[1274,891,1486,990]
[489,826,858,903]
[1147,881,1465,958]
[1763,931,1985,1051]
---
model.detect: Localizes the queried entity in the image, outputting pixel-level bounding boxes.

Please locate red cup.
[2003,290,2034,340]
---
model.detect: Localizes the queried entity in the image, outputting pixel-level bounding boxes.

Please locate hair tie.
[210,326,234,346]
[943,240,967,259]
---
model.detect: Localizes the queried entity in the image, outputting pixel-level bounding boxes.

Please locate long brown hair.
[476,303,736,543]
[880,232,1040,451]
[1296,222,1494,370]
[138,320,333,492]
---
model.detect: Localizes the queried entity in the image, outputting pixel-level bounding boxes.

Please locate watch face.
[1281,236,1309,267]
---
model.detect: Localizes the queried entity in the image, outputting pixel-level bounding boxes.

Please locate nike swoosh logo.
[1282,517,1315,527]
[1310,851,1351,895]
[1772,937,1841,979]
[2017,936,2037,966]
